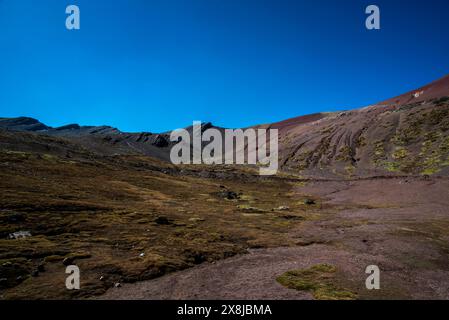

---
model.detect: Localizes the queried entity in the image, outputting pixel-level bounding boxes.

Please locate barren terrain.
[101,177,449,300]
[1,75,448,300]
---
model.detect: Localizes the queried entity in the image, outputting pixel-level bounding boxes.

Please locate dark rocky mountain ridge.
[1,74,448,177]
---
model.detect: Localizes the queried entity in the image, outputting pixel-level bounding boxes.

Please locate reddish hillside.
[380,74,449,106]
[1,74,448,178]
[266,74,449,177]
[268,113,327,130]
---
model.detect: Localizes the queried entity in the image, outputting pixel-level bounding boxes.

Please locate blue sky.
[1,0,448,132]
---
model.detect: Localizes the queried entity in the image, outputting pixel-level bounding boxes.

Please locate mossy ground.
[0,150,315,299]
[276,264,357,300]
[369,102,449,175]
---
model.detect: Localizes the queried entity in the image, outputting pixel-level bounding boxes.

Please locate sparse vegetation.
[392,147,409,160]
[276,264,357,300]
[1,83,449,300]
[336,146,352,162]
[372,140,386,166]
[0,148,315,299]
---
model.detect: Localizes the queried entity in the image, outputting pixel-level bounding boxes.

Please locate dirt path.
[100,177,449,300]
[101,245,367,300]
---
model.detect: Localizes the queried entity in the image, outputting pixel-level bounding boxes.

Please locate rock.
[0,261,29,288]
[99,276,105,281]
[188,217,205,223]
[0,278,7,288]
[154,216,171,225]
[276,206,290,211]
[303,199,316,205]
[217,190,239,200]
[8,231,32,240]
[114,282,121,288]
[37,263,45,272]
[139,253,145,258]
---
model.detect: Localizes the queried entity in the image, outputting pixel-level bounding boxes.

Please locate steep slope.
[273,75,449,178]
[0,118,222,163]
[0,118,173,161]
[1,74,448,178]
[380,74,449,106]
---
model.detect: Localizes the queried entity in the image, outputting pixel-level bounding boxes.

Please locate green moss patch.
[276,264,357,300]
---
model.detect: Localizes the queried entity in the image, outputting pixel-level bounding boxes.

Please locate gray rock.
[8,231,32,240]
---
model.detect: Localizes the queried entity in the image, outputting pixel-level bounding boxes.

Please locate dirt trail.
[100,177,449,300]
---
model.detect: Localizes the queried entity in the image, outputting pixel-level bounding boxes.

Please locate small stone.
[62,257,75,266]
[304,199,316,205]
[216,190,239,200]
[155,216,171,225]
[139,253,145,258]
[188,217,205,222]
[8,231,32,240]
[99,276,105,281]
[114,282,121,288]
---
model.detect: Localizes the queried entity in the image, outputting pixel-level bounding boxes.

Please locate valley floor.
[1,148,449,299]
[101,177,449,300]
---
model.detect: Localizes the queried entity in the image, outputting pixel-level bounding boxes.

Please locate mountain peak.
[0,117,50,132]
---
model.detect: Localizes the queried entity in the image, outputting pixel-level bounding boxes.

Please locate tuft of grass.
[384,162,400,172]
[421,153,442,175]
[276,264,357,300]
[336,146,352,162]
[43,255,64,263]
[392,147,409,160]
[356,135,367,147]
[344,165,355,176]
[372,141,386,166]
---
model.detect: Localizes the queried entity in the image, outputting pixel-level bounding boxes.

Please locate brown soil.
[101,177,449,300]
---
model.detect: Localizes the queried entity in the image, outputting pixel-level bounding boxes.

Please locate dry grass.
[0,150,311,299]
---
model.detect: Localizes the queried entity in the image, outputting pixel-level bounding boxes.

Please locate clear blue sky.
[1,0,448,132]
